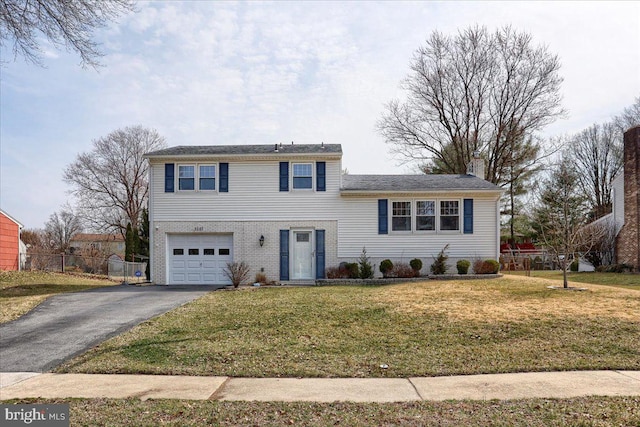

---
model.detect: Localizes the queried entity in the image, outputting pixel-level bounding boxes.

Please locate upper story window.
[199,165,216,190]
[416,200,436,231]
[392,201,412,231]
[440,200,460,231]
[292,163,313,189]
[178,165,195,190]
[178,164,217,191]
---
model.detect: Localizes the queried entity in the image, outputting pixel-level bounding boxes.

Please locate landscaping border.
[316,274,503,286]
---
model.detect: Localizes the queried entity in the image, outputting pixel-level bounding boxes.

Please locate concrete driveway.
[0,284,213,372]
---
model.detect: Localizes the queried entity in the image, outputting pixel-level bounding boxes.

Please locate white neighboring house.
[144,144,503,285]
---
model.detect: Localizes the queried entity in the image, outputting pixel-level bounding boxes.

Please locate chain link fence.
[24,253,148,284]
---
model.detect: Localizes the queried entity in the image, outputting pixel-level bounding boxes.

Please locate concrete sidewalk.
[1,371,639,402]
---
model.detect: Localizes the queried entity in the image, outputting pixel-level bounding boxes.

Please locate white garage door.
[168,234,233,285]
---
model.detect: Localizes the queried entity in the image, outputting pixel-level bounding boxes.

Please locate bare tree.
[615,96,640,132]
[378,25,565,186]
[44,204,83,253]
[0,0,134,68]
[532,161,604,288]
[63,125,167,235]
[565,122,623,220]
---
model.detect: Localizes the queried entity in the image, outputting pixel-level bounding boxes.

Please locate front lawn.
[503,270,639,290]
[7,397,640,426]
[57,276,640,377]
[0,271,117,324]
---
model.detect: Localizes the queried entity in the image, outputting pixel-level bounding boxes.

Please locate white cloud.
[1,1,638,228]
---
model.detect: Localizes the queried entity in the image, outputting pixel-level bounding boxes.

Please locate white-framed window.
[440,200,460,231]
[177,163,217,191]
[389,199,461,233]
[416,200,436,231]
[199,165,216,190]
[178,165,195,190]
[392,201,412,231]
[292,163,313,189]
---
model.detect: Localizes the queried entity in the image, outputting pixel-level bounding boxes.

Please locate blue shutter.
[316,162,326,192]
[164,163,174,193]
[378,199,388,234]
[219,162,229,192]
[316,229,325,279]
[463,198,474,234]
[280,230,290,280]
[279,162,289,192]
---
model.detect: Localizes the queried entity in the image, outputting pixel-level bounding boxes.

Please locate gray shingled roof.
[341,174,502,192]
[145,143,342,157]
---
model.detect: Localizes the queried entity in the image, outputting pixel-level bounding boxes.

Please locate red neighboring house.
[0,210,23,271]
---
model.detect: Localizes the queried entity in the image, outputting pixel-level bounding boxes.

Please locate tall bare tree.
[378,25,565,186]
[44,204,83,253]
[615,96,640,132]
[565,122,623,220]
[64,125,167,235]
[0,0,134,67]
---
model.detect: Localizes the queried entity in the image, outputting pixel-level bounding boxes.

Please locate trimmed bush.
[409,258,423,276]
[456,259,470,275]
[326,265,351,279]
[346,263,360,279]
[379,259,394,278]
[474,259,500,274]
[430,244,449,275]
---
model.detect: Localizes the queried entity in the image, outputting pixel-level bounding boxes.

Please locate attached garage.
[168,234,233,285]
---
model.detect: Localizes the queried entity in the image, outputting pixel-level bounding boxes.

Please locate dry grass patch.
[376,276,640,322]
[0,271,117,323]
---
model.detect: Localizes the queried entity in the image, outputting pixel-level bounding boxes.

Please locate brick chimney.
[466,151,485,180]
[615,126,640,271]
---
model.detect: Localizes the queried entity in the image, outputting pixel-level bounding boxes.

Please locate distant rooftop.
[341,174,502,192]
[145,143,342,157]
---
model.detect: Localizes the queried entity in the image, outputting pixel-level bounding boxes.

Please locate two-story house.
[144,143,503,285]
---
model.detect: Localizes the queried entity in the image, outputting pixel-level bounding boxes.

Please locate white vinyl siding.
[152,160,343,222]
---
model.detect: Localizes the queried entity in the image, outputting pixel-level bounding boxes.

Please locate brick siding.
[615,126,640,271]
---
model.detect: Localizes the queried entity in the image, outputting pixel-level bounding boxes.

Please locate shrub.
[570,259,579,272]
[605,263,634,273]
[430,244,449,275]
[474,259,500,274]
[224,261,250,288]
[346,262,360,279]
[255,272,267,284]
[358,247,374,279]
[379,259,394,277]
[391,262,415,278]
[409,258,423,276]
[456,259,470,275]
[326,265,351,279]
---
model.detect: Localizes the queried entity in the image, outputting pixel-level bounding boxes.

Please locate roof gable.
[0,210,23,228]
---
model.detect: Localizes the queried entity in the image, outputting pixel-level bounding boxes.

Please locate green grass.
[504,270,640,290]
[7,397,640,426]
[0,271,117,324]
[57,277,640,377]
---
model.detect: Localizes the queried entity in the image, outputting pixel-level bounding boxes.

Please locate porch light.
[259,235,265,247]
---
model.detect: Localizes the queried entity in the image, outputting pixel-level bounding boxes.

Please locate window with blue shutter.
[280,230,290,280]
[316,229,325,279]
[219,162,229,192]
[463,198,474,234]
[279,162,289,192]
[316,162,326,192]
[378,199,388,234]
[164,163,174,193]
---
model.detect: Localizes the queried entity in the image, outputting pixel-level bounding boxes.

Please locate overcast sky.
[1,1,638,229]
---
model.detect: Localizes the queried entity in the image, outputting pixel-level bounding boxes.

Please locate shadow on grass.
[0,284,108,298]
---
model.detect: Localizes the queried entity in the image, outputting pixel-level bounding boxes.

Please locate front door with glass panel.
[292,231,313,279]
